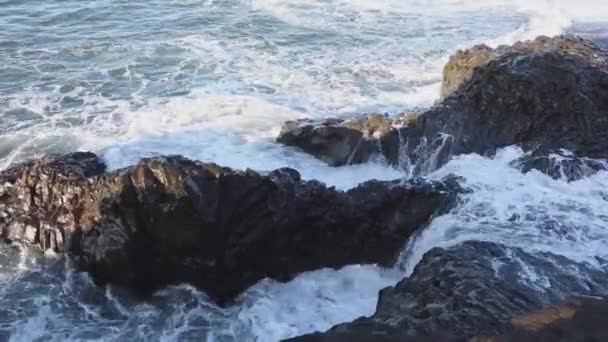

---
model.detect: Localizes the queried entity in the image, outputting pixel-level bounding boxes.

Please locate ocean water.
[1,0,608,341]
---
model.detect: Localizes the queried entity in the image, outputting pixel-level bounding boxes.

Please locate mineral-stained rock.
[279,35,608,181]
[483,297,608,342]
[0,152,460,304]
[397,35,608,179]
[441,44,496,98]
[277,114,394,166]
[286,241,608,341]
[277,112,426,168]
[286,297,608,342]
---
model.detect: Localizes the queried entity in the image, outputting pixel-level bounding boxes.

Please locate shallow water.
[1,0,608,341]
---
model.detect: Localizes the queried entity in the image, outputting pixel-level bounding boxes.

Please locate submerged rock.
[0,152,459,304]
[287,241,608,340]
[510,149,607,181]
[278,35,608,181]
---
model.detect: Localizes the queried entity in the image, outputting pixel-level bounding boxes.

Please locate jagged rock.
[277,112,425,168]
[481,297,608,342]
[400,35,608,179]
[441,35,608,97]
[280,36,608,181]
[287,241,608,341]
[285,333,464,342]
[285,298,608,342]
[0,152,460,304]
[441,44,496,98]
[277,114,394,166]
[510,149,607,181]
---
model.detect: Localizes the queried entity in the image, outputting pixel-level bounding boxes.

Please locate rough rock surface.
[510,149,607,181]
[0,152,459,304]
[286,297,608,342]
[441,35,608,97]
[287,241,608,340]
[394,34,608,179]
[277,114,396,167]
[278,35,608,181]
[441,44,495,98]
[483,297,608,342]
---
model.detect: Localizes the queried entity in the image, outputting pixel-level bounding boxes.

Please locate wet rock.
[441,35,608,97]
[481,297,608,342]
[408,35,608,179]
[288,241,608,340]
[286,332,465,342]
[0,152,460,304]
[277,112,425,167]
[280,35,608,181]
[277,114,394,166]
[511,149,607,181]
[286,297,608,342]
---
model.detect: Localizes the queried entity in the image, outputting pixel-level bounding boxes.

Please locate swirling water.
[1,0,608,341]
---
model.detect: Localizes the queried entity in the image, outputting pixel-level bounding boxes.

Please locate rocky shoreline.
[0,152,459,304]
[278,35,608,181]
[1,35,608,340]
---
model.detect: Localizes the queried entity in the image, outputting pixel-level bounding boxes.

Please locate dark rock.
[277,112,425,168]
[285,332,465,342]
[279,36,608,181]
[288,241,608,340]
[0,152,459,304]
[403,35,608,179]
[441,35,608,98]
[511,149,607,181]
[285,297,608,342]
[481,297,608,342]
[277,114,394,166]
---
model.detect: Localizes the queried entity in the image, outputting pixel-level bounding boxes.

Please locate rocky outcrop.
[483,297,608,342]
[287,241,608,341]
[278,35,608,181]
[441,44,495,98]
[0,152,459,304]
[510,149,607,181]
[441,35,608,98]
[411,35,608,172]
[277,114,397,167]
[286,297,608,342]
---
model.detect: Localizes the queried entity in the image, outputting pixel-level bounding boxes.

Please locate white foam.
[400,146,608,276]
[2,1,608,341]
[230,265,402,341]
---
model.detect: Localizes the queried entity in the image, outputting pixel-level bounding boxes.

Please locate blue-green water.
[1,1,608,341]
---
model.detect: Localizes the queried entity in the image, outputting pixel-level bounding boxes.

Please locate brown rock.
[0,152,460,304]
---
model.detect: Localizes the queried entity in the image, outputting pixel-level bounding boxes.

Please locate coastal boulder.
[403,35,608,179]
[277,114,393,166]
[0,152,459,304]
[440,35,608,97]
[286,298,608,342]
[279,36,608,181]
[441,44,495,97]
[287,241,608,340]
